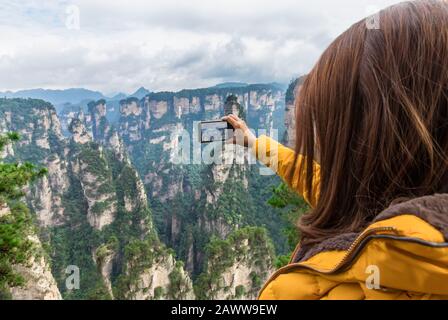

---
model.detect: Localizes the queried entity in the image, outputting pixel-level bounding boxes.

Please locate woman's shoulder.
[259,193,448,300]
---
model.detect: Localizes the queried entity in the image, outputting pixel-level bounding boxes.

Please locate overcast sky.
[0,0,403,94]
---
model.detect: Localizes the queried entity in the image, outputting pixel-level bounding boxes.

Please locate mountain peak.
[213,82,249,89]
[131,87,150,99]
[0,88,105,105]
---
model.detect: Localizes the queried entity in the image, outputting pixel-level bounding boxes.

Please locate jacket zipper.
[258,226,398,299]
[331,226,397,271]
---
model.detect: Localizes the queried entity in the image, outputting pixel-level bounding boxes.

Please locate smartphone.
[199,120,234,144]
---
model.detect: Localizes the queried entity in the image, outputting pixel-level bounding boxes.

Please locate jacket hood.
[293,193,448,263]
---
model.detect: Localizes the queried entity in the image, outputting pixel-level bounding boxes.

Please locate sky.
[0,0,403,95]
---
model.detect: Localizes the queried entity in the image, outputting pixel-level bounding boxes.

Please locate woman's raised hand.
[222,114,256,148]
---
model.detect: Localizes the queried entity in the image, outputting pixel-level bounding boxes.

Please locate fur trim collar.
[293,194,448,262]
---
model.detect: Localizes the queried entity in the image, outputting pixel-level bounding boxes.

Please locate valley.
[0,81,305,300]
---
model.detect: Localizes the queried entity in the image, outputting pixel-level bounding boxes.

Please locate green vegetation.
[205,167,246,226]
[76,143,112,180]
[0,98,55,119]
[0,203,35,299]
[173,83,281,102]
[153,286,164,300]
[268,183,310,268]
[285,78,307,105]
[235,285,246,298]
[0,133,47,299]
[167,261,190,299]
[194,227,275,300]
[0,89,296,300]
[49,174,112,300]
[0,98,64,163]
[88,99,109,141]
[148,157,292,280]
[45,133,189,300]
[113,238,163,299]
[48,140,158,300]
[120,84,291,284]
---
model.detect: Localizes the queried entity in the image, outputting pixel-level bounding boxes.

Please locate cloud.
[0,0,403,93]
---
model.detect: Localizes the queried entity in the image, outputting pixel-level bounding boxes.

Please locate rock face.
[0,99,69,227]
[69,117,92,145]
[58,103,194,299]
[197,97,249,242]
[28,153,69,227]
[0,81,290,301]
[88,99,111,143]
[119,88,282,188]
[122,249,195,300]
[195,227,275,300]
[283,76,306,148]
[115,84,286,291]
[68,127,118,231]
[0,203,9,218]
[10,235,62,300]
[0,98,195,300]
[0,204,61,300]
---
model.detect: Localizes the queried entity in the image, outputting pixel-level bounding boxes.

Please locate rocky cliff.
[0,205,61,300]
[0,123,62,300]
[195,227,275,300]
[10,234,62,300]
[0,81,292,300]
[283,76,306,148]
[0,99,69,227]
[0,98,194,300]
[114,85,287,279]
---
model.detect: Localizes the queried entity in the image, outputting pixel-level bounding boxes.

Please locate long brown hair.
[295,0,448,246]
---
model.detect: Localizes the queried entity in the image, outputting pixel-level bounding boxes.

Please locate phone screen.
[199,120,234,144]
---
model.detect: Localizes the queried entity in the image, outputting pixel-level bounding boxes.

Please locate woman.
[224,0,448,300]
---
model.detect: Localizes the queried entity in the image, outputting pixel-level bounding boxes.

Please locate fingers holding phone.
[221,114,256,148]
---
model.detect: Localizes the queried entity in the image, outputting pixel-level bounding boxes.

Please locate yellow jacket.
[253,136,448,300]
